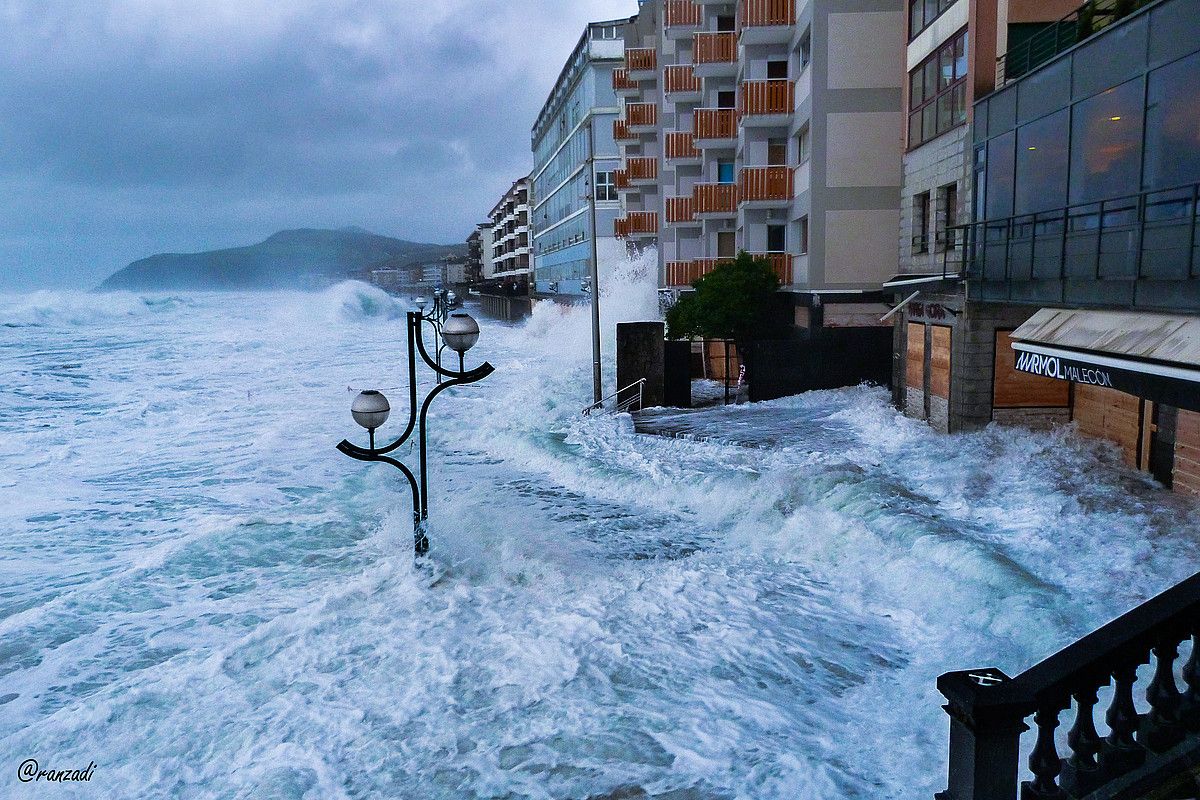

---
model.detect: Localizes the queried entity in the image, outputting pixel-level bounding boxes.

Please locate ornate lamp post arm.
[338,309,492,556]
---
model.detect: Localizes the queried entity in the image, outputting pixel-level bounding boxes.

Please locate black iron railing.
[997,0,1156,85]
[935,571,1200,800]
[961,180,1200,306]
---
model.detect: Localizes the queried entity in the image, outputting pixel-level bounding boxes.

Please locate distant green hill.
[98,227,465,291]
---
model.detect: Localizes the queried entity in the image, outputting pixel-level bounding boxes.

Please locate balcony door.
[717,231,736,258]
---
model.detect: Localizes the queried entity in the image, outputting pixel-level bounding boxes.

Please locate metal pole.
[587,120,603,406]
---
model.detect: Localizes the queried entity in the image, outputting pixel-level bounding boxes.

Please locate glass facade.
[530,23,623,296]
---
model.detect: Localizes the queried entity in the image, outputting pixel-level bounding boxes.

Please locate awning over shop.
[881,273,961,290]
[1009,309,1200,412]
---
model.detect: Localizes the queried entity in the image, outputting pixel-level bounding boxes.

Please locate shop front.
[1009,309,1200,495]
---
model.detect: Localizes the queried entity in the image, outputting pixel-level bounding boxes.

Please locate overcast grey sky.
[0,0,636,290]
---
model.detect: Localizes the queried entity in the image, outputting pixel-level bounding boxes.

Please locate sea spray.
[0,254,1197,799]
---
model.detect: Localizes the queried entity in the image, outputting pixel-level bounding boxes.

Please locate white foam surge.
[0,252,1197,799]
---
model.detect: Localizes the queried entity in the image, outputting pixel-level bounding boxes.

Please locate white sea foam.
[0,250,1197,798]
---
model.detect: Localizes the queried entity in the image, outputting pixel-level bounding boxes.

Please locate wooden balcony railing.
[693,108,737,141]
[748,252,794,283]
[693,183,738,214]
[626,157,657,181]
[664,64,701,95]
[665,132,700,160]
[739,166,793,202]
[613,170,631,190]
[625,47,657,72]
[626,102,658,128]
[666,258,737,287]
[613,120,636,141]
[738,0,796,28]
[665,196,696,223]
[614,212,659,238]
[613,68,638,92]
[694,32,737,64]
[666,261,697,286]
[665,0,703,28]
[739,80,795,116]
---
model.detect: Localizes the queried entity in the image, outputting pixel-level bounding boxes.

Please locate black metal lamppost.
[337,307,493,556]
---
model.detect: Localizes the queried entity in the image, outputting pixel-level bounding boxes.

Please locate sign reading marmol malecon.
[1014,350,1116,388]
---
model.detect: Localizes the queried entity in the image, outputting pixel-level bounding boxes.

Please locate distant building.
[465,224,494,285]
[486,176,532,294]
[369,268,405,293]
[441,256,470,288]
[530,18,628,299]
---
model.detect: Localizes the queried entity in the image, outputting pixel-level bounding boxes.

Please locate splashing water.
[0,252,1197,799]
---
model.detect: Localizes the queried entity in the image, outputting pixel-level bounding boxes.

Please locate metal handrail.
[995,0,1155,86]
[962,178,1200,294]
[582,378,646,416]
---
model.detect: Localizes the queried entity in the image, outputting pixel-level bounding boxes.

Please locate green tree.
[665,251,780,344]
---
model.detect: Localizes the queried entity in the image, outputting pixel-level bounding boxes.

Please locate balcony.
[625,101,658,132]
[614,211,659,239]
[664,1,702,36]
[626,156,658,184]
[665,196,698,225]
[663,65,701,99]
[613,120,637,142]
[693,183,738,216]
[965,181,1200,312]
[613,170,632,191]
[665,258,739,287]
[996,0,1156,85]
[747,252,794,284]
[739,166,793,205]
[694,32,737,77]
[739,80,794,125]
[665,132,701,162]
[625,47,657,78]
[737,0,796,44]
[693,108,737,146]
[612,68,639,96]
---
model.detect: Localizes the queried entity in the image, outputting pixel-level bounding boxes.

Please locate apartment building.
[956,0,1200,495]
[890,0,1075,431]
[530,18,629,300]
[465,223,494,287]
[616,0,907,336]
[485,176,532,295]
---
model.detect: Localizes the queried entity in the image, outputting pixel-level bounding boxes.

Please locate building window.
[910,0,957,40]
[913,192,930,253]
[1069,77,1144,204]
[1015,107,1069,214]
[595,171,617,202]
[984,130,1015,219]
[768,138,788,166]
[767,60,788,80]
[717,161,735,184]
[799,29,812,70]
[717,231,736,258]
[767,224,786,252]
[717,15,735,32]
[797,125,811,163]
[798,216,809,255]
[717,90,736,108]
[938,182,958,249]
[908,28,968,148]
[1144,51,1200,192]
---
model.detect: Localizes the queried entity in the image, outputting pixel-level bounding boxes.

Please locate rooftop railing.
[996,0,1156,85]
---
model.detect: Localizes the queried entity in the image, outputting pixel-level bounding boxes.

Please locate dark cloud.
[0,0,634,289]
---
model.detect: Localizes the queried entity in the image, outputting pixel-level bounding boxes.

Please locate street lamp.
[337,308,494,557]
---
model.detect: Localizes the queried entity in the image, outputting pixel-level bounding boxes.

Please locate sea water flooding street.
[1,254,1199,799]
